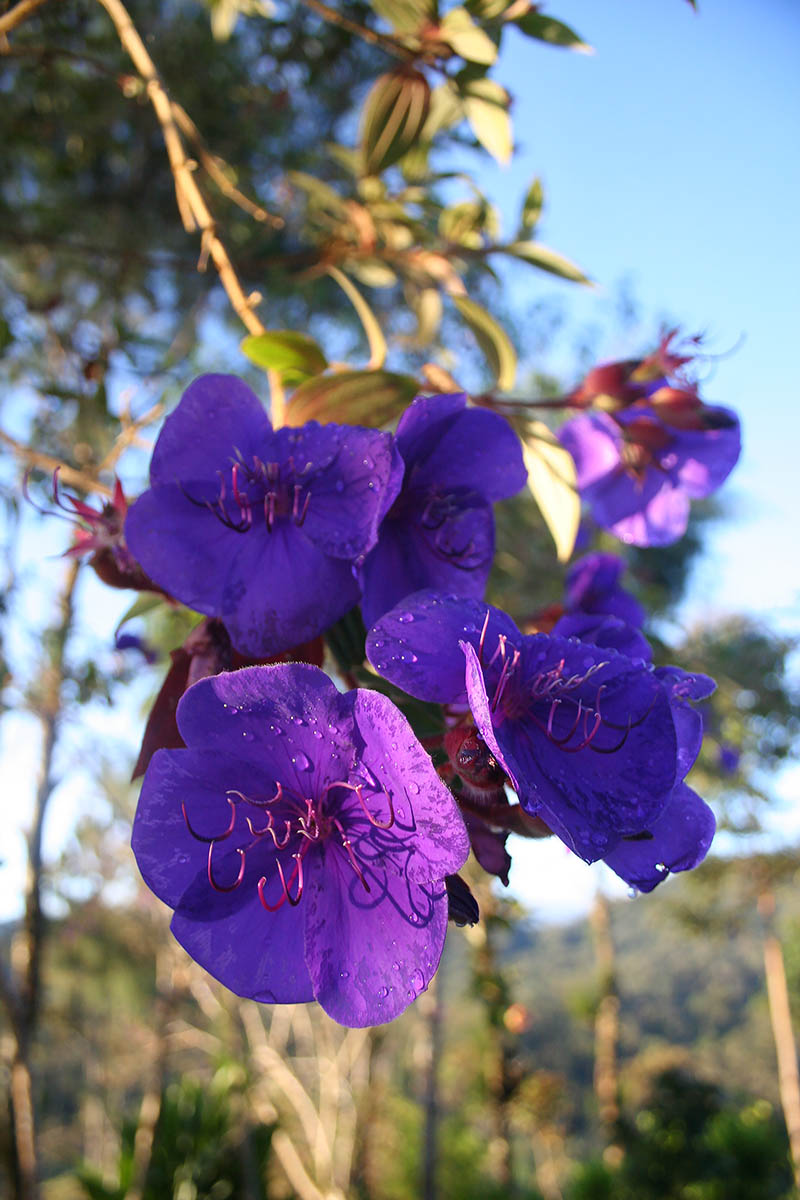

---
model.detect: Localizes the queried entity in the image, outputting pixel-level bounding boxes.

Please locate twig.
[0,428,113,497]
[170,102,283,228]
[94,0,286,423]
[0,0,50,39]
[296,0,413,63]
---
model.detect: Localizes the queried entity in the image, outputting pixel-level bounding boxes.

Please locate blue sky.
[485,0,800,626]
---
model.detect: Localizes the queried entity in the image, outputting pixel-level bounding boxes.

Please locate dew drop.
[392,961,401,971]
[176,853,190,864]
[398,612,415,623]
[396,807,405,820]
[293,750,312,771]
[372,639,384,649]
[377,985,389,999]
[407,781,420,795]
[340,970,350,979]
[312,729,324,740]
[408,653,418,663]
[655,862,667,873]
[627,886,638,899]
[362,456,374,469]
[242,730,253,740]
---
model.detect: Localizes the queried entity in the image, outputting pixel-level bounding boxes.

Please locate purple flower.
[602,666,716,890]
[131,663,469,1027]
[603,783,716,893]
[359,393,527,628]
[367,592,680,863]
[564,552,645,627]
[559,402,740,546]
[125,375,403,656]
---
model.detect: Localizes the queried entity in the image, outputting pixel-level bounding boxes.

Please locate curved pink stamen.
[182,795,236,844]
[207,843,246,892]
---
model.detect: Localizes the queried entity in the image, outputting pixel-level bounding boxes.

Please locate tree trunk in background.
[421,971,444,1200]
[2,559,80,1200]
[590,891,622,1165]
[758,889,800,1189]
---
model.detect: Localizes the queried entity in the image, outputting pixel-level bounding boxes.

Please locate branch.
[0,0,50,39]
[94,0,287,423]
[296,0,414,63]
[0,428,113,497]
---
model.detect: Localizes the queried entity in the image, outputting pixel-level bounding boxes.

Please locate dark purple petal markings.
[125,374,399,656]
[360,394,526,627]
[604,784,716,893]
[131,663,468,1027]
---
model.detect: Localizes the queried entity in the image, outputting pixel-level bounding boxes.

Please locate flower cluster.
[558,335,741,546]
[112,370,730,1025]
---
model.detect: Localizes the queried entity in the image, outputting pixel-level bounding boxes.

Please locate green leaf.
[453,295,516,390]
[326,265,387,369]
[460,77,512,163]
[114,592,170,635]
[523,420,580,562]
[519,176,544,233]
[410,287,443,345]
[504,241,591,284]
[369,0,437,35]
[513,11,592,53]
[360,68,431,176]
[440,6,498,63]
[240,331,327,386]
[287,370,419,426]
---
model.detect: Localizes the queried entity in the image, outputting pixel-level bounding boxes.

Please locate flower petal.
[367,591,521,704]
[304,850,448,1026]
[398,395,526,501]
[360,503,493,629]
[604,783,716,892]
[149,375,271,484]
[176,665,356,793]
[348,687,469,883]
[559,413,623,489]
[171,855,316,1003]
[286,423,401,559]
[132,747,251,908]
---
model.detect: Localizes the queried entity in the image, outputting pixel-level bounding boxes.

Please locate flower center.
[181,775,395,912]
[183,454,311,533]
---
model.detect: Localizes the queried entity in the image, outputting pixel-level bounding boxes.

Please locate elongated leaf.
[115,591,170,634]
[440,6,498,63]
[519,176,544,233]
[514,11,593,52]
[360,68,431,175]
[287,370,419,427]
[461,77,512,163]
[326,265,387,369]
[505,241,591,284]
[240,331,327,386]
[453,295,516,390]
[370,0,436,35]
[523,420,580,562]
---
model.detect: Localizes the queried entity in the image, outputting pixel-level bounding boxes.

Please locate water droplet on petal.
[627,886,638,899]
[340,970,350,979]
[312,729,324,740]
[293,750,312,771]
[242,730,253,740]
[398,612,415,623]
[377,985,389,999]
[407,782,420,795]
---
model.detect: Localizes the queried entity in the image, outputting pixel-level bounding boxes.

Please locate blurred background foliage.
[1,0,798,1197]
